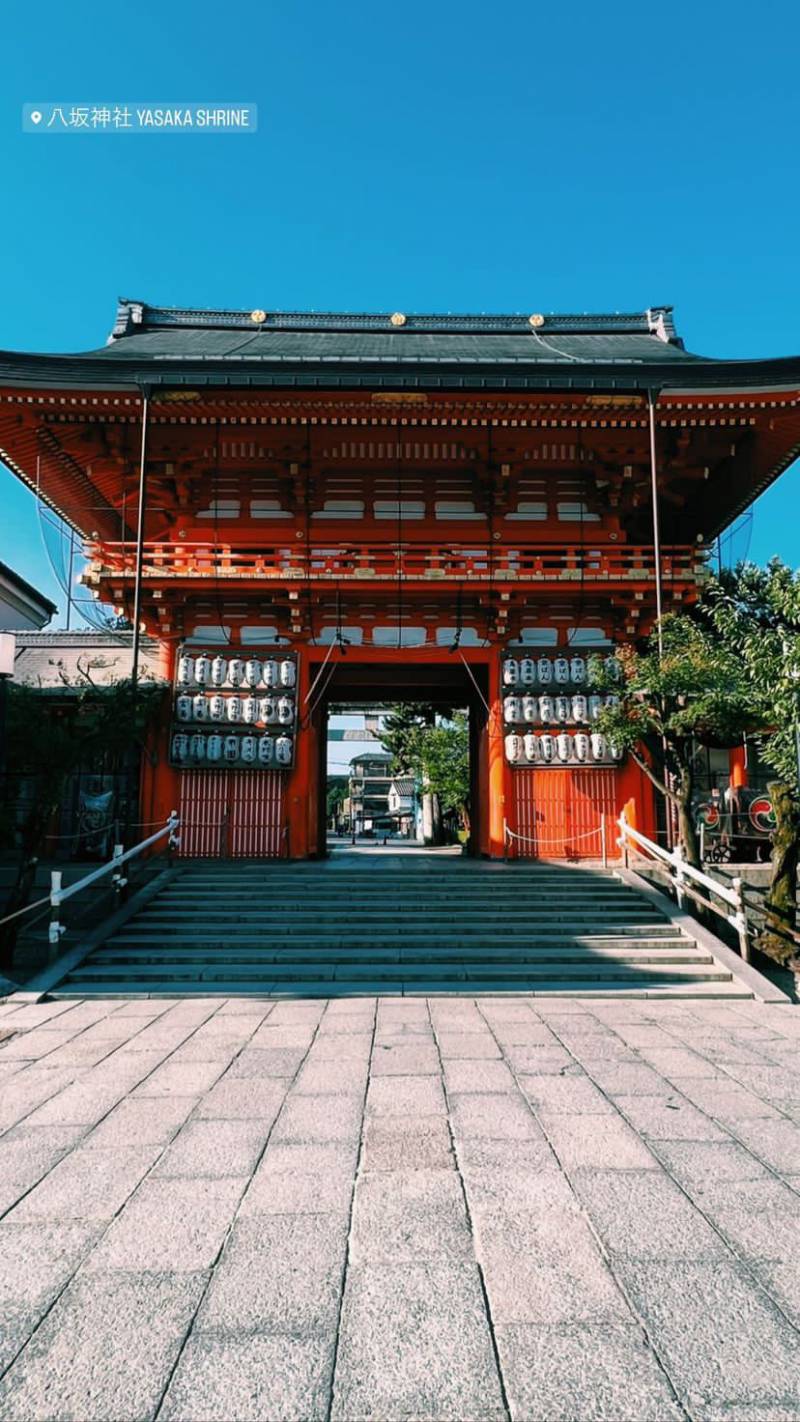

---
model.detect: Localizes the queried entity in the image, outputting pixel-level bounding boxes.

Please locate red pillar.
[288,647,313,859]
[487,650,509,858]
[141,638,180,847]
[730,744,748,788]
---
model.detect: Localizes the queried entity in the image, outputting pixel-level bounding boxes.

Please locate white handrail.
[617,813,750,962]
[48,812,180,949]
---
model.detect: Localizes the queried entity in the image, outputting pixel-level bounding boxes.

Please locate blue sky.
[2,0,799,622]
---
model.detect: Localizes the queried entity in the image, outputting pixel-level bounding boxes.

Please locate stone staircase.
[50,858,756,998]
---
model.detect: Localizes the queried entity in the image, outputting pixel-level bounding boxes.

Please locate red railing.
[86,541,704,586]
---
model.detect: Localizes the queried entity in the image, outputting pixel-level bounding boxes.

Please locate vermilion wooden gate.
[513,768,617,859]
[178,770,286,858]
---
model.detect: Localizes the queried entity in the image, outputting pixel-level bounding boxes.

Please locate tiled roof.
[1,299,799,393]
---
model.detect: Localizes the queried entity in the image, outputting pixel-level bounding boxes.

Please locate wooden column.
[487,649,508,858]
[288,647,313,859]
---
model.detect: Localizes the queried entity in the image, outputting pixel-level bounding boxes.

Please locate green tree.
[381,703,470,841]
[706,560,800,968]
[0,673,165,972]
[593,615,754,870]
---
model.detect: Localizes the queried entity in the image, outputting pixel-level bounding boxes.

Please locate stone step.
[93,942,700,966]
[105,924,680,950]
[65,960,733,985]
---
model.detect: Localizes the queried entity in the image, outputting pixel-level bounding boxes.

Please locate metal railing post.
[673,842,686,911]
[48,870,64,959]
[111,843,127,903]
[731,876,751,962]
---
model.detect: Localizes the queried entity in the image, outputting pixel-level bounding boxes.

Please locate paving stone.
[725,1118,800,1174]
[240,1162,353,1216]
[0,1028,83,1062]
[613,1093,729,1141]
[0,1221,99,1370]
[0,1067,83,1129]
[307,1032,373,1061]
[257,1140,359,1175]
[496,1323,683,1422]
[679,1079,784,1122]
[317,1014,375,1036]
[0,1125,86,1215]
[0,1002,78,1030]
[361,1114,454,1171]
[84,1094,198,1148]
[294,1059,367,1095]
[503,1044,577,1074]
[538,1110,656,1170]
[476,1207,630,1325]
[243,1023,315,1049]
[751,1259,800,1329]
[654,1140,772,1185]
[366,1074,446,1117]
[159,1330,334,1422]
[86,1175,245,1272]
[152,1119,270,1178]
[351,1169,472,1262]
[199,1214,348,1332]
[225,1046,308,1078]
[636,1045,722,1078]
[267,1002,326,1025]
[573,1169,729,1260]
[8,1144,159,1223]
[518,1071,615,1116]
[193,1077,288,1122]
[443,1059,517,1094]
[686,1177,800,1261]
[456,1137,559,1172]
[0,1270,207,1422]
[371,1041,440,1075]
[436,1032,501,1059]
[331,1261,506,1421]
[132,1059,227,1097]
[272,1092,363,1143]
[616,1259,800,1417]
[580,1060,676,1096]
[463,1166,572,1215]
[450,1091,541,1141]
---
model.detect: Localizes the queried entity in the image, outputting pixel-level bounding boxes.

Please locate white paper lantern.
[227,658,244,688]
[226,696,241,723]
[240,735,257,763]
[570,656,586,683]
[572,695,588,723]
[609,740,623,762]
[211,655,227,687]
[223,735,239,762]
[189,733,206,763]
[244,658,262,688]
[277,696,294,726]
[242,696,258,725]
[257,735,274,765]
[522,695,538,723]
[275,735,292,766]
[262,659,279,688]
[537,657,553,684]
[519,657,536,686]
[590,732,606,762]
[280,659,296,688]
[554,657,570,684]
[261,696,278,725]
[556,732,573,762]
[208,694,226,722]
[192,694,208,721]
[176,695,193,723]
[605,655,622,681]
[574,732,590,762]
[539,733,555,762]
[504,733,523,764]
[524,733,540,763]
[503,696,522,724]
[538,695,554,723]
[171,733,189,763]
[177,654,193,687]
[554,695,570,723]
[207,734,223,762]
[589,695,604,722]
[194,654,211,686]
[502,657,519,686]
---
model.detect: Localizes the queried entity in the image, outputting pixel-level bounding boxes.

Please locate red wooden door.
[513,769,616,859]
[178,770,286,858]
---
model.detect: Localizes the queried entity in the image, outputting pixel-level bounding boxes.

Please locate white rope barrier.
[506,825,603,846]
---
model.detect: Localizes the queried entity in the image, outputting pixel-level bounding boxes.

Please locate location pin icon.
[30,111,42,124]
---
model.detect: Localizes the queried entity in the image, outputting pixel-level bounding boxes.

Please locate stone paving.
[0,995,798,1420]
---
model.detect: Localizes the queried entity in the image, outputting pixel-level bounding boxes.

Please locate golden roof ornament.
[390,312,407,327]
[250,309,267,323]
[529,313,545,328]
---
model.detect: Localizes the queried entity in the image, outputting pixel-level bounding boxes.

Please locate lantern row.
[170,731,294,768]
[504,693,619,726]
[175,694,295,727]
[502,655,622,687]
[505,731,622,766]
[177,652,296,691]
